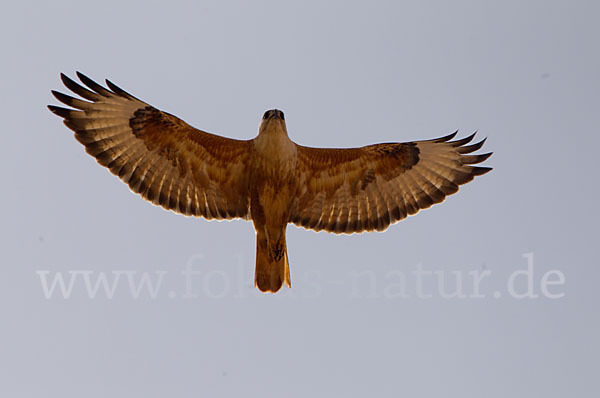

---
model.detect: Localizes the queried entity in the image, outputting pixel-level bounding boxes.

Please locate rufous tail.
[254,230,291,293]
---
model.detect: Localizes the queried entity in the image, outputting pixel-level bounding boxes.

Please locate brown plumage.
[49,72,492,293]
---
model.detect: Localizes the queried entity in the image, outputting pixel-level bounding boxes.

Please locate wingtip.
[106,77,139,100]
[50,89,66,100]
[457,136,489,154]
[475,152,493,163]
[472,166,493,176]
[60,72,75,85]
[75,71,113,96]
[47,104,66,116]
[75,71,94,86]
[434,130,458,142]
[450,132,477,147]
[105,78,123,95]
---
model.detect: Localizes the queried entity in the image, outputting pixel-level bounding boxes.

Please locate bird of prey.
[48,72,492,293]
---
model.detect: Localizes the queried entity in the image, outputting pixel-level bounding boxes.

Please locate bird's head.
[258,109,287,136]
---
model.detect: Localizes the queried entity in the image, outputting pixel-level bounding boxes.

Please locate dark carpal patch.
[359,168,376,190]
[373,142,420,169]
[130,107,169,142]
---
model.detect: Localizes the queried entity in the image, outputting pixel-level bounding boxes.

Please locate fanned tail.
[254,230,291,293]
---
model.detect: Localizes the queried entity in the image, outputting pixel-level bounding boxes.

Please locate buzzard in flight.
[49,73,492,293]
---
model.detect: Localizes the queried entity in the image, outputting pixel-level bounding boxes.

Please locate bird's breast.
[251,132,298,177]
[249,133,298,226]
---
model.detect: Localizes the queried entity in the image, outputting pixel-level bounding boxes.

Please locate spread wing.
[49,72,251,220]
[290,132,492,234]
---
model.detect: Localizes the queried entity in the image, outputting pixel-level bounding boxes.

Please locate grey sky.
[1,0,598,397]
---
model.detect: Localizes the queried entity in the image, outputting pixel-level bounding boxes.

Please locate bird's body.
[249,111,297,290]
[49,72,492,293]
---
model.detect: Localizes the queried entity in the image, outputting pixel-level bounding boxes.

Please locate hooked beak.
[263,109,285,121]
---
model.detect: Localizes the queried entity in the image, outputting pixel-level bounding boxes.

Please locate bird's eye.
[263,111,271,119]
[279,111,285,120]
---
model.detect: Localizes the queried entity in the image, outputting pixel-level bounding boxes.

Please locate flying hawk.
[49,72,492,293]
